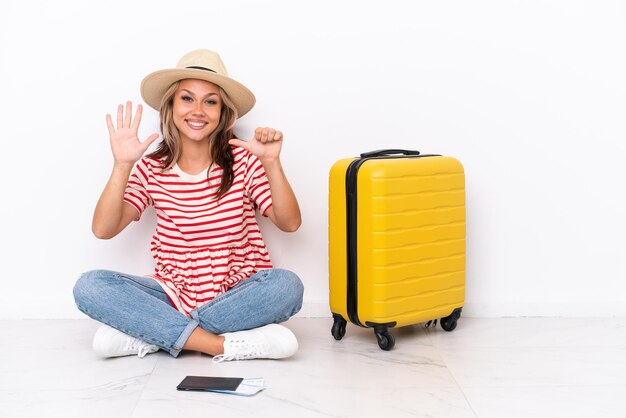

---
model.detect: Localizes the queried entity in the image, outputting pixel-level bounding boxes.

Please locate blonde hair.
[148,80,239,199]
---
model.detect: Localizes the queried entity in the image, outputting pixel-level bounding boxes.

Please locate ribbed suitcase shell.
[329,153,466,345]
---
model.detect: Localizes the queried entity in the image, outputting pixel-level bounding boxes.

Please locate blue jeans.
[73,268,304,357]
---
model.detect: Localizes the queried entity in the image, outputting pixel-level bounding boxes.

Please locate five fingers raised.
[107,101,146,133]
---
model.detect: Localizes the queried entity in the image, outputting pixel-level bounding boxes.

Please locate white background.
[1,0,624,319]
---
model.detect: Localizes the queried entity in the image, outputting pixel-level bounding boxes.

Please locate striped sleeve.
[244,152,273,216]
[123,158,153,221]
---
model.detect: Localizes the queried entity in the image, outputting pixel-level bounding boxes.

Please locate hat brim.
[140,68,256,118]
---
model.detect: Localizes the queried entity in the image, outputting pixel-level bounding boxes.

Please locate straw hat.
[140,49,256,117]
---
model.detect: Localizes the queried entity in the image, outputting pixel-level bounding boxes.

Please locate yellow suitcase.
[329,149,465,350]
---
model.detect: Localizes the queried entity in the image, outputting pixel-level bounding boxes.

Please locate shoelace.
[212,340,264,363]
[124,338,156,358]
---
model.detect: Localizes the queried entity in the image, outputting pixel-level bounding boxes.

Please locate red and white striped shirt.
[123,146,273,316]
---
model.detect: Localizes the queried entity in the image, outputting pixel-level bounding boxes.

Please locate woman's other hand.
[228,127,283,162]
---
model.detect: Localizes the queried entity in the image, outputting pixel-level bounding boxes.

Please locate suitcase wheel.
[440,308,462,332]
[374,329,395,351]
[331,314,347,340]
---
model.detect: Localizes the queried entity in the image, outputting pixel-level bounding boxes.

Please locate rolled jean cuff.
[170,310,200,357]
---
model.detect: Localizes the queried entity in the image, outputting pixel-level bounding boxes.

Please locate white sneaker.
[92,325,159,358]
[213,324,298,363]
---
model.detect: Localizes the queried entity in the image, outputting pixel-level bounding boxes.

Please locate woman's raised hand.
[106,101,159,166]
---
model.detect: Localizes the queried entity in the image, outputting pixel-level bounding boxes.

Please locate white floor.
[1,318,625,418]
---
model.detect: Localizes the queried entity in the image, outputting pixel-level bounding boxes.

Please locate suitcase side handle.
[359,149,420,158]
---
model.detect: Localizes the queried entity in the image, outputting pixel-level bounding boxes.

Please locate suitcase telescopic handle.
[360,149,420,158]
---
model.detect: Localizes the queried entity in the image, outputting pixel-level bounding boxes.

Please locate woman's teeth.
[187,121,207,128]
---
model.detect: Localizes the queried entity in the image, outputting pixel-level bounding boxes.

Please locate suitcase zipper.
[345,158,368,326]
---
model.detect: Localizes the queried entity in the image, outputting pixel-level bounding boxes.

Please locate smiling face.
[172,79,222,143]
